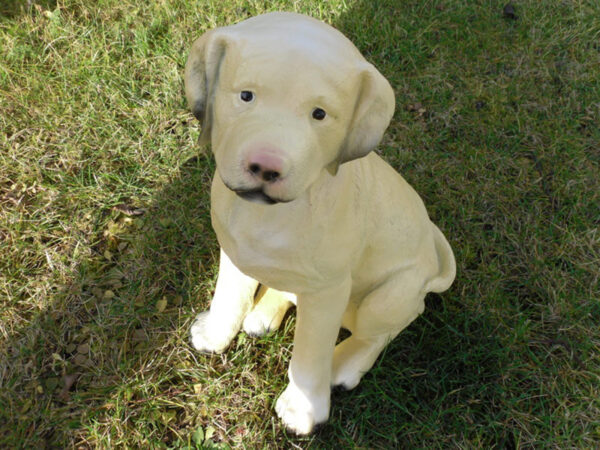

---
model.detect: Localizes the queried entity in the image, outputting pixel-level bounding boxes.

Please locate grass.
[1,0,599,447]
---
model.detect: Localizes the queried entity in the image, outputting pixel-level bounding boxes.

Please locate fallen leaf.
[20,399,32,413]
[113,204,146,216]
[61,374,78,392]
[159,218,173,227]
[108,280,123,289]
[73,354,87,366]
[161,410,177,423]
[204,426,216,441]
[132,329,147,342]
[44,377,59,393]
[156,297,167,313]
[76,343,89,354]
[192,427,204,445]
[407,102,427,116]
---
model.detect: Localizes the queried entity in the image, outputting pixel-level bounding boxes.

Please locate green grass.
[1,0,599,447]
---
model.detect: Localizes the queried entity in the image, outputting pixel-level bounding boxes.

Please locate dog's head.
[185,12,395,204]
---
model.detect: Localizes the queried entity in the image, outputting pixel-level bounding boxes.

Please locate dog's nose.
[246,152,285,183]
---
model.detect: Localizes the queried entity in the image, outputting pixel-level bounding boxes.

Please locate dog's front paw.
[275,382,329,435]
[242,309,275,336]
[190,311,233,353]
[242,288,293,337]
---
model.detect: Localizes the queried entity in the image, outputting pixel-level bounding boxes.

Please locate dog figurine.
[184,12,455,435]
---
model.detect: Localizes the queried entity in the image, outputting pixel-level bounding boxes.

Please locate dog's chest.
[211,193,359,293]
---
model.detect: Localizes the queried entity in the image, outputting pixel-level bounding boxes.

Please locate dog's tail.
[424,224,456,293]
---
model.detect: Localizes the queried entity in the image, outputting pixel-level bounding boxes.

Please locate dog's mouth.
[222,178,293,205]
[233,188,282,205]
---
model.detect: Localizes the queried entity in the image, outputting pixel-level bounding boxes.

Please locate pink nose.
[246,151,285,183]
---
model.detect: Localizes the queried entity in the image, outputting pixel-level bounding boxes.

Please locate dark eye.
[240,91,254,102]
[312,108,326,120]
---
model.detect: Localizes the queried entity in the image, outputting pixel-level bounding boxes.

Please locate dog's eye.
[312,108,326,120]
[240,91,254,102]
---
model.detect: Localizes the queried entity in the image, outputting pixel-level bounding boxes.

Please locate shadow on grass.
[0,153,216,445]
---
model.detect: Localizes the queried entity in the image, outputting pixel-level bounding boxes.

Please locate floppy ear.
[184,29,231,145]
[338,64,395,165]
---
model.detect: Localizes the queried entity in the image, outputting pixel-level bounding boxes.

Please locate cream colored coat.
[184,12,456,435]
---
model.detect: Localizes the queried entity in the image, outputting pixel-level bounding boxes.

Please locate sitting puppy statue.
[184,12,456,435]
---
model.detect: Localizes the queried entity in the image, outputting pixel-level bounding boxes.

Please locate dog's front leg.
[190,248,258,353]
[275,277,351,435]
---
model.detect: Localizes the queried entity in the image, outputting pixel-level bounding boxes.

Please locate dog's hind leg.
[190,248,259,353]
[332,271,426,390]
[243,286,295,336]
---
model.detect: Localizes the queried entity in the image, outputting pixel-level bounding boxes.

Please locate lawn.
[1,0,599,447]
